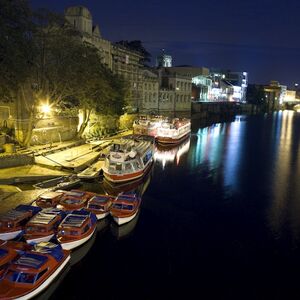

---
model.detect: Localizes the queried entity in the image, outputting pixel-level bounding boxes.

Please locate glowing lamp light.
[41,104,51,114]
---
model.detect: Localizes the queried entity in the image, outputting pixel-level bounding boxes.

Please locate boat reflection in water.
[110,210,140,240]
[102,163,154,197]
[34,263,71,300]
[154,136,191,168]
[109,165,152,239]
[70,218,110,267]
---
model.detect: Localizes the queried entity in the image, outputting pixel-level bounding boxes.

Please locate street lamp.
[41,104,51,114]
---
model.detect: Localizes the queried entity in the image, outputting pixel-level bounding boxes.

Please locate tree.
[115,40,151,66]
[0,2,130,146]
[246,84,265,105]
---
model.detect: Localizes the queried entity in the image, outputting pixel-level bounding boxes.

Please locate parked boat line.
[0,132,192,298]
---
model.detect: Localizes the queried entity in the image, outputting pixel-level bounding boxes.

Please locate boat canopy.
[60,215,88,228]
[0,249,8,258]
[28,212,58,225]
[15,253,48,269]
[63,191,85,198]
[15,205,41,215]
[33,242,64,261]
[39,192,63,200]
[90,195,110,204]
[0,210,30,222]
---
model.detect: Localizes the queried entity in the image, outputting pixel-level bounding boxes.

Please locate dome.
[65,6,92,19]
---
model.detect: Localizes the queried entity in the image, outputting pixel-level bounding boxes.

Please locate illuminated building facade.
[264,81,286,110]
[208,70,248,102]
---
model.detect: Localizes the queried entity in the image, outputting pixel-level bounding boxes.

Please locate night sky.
[30,0,300,87]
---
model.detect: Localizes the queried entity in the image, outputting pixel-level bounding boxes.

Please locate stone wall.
[0,153,34,169]
[30,116,78,145]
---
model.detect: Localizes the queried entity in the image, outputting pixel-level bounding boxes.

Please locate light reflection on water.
[17,111,300,300]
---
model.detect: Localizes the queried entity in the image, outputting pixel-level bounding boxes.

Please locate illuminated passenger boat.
[0,206,41,241]
[23,209,66,245]
[32,191,64,208]
[0,242,70,299]
[57,190,95,211]
[103,137,154,183]
[133,115,165,137]
[57,210,97,250]
[156,118,191,145]
[110,192,141,226]
[86,195,114,220]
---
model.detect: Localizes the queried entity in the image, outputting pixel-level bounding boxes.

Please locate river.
[40,111,300,299]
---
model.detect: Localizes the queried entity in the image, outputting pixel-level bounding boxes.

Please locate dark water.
[47,111,300,300]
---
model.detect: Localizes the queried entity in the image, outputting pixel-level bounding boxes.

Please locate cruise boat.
[57,190,95,211]
[0,242,70,299]
[57,210,97,250]
[102,136,154,183]
[85,194,114,220]
[110,192,141,225]
[23,209,66,244]
[156,118,191,145]
[133,115,165,137]
[32,191,64,208]
[0,205,41,241]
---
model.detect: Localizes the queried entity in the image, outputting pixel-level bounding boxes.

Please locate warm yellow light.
[41,104,51,114]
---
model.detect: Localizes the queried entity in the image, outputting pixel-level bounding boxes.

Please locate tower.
[65,6,93,36]
[156,49,172,67]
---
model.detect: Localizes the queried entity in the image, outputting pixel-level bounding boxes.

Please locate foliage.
[246,84,266,105]
[0,1,129,145]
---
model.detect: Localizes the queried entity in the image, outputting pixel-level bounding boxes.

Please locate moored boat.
[32,191,64,208]
[23,209,66,245]
[0,205,41,241]
[102,136,154,183]
[110,192,141,226]
[57,190,95,211]
[0,247,19,281]
[77,160,105,180]
[85,194,114,220]
[33,175,81,191]
[0,242,70,300]
[133,115,165,137]
[57,210,97,250]
[156,118,191,145]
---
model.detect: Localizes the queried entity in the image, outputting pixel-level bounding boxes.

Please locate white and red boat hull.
[103,160,153,183]
[13,255,71,300]
[111,210,139,226]
[0,230,23,241]
[25,234,54,245]
[59,227,96,250]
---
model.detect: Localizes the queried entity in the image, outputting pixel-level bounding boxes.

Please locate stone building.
[140,69,159,114]
[111,44,143,112]
[65,6,112,69]
[156,67,193,116]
